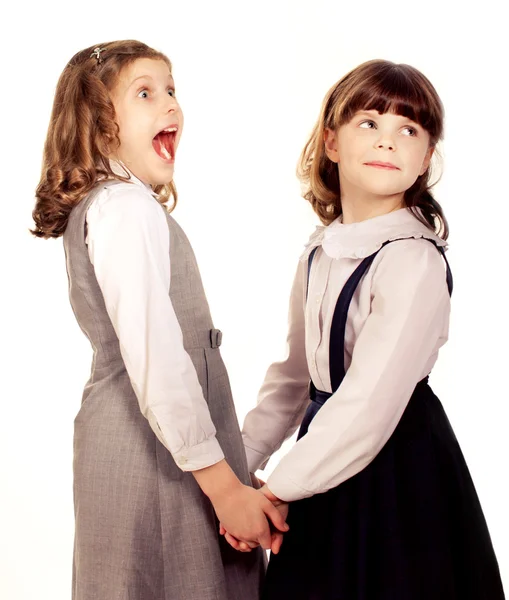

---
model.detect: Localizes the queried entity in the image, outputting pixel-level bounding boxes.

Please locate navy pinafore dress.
[263,239,505,600]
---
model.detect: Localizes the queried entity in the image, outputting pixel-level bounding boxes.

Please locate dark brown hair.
[31,40,176,239]
[298,59,448,238]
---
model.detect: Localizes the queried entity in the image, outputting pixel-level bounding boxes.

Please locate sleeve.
[241,259,312,473]
[266,240,450,501]
[86,185,224,471]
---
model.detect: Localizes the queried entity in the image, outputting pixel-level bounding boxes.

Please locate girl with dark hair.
[234,59,505,599]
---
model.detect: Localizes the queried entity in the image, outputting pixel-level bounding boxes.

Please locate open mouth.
[152,127,177,162]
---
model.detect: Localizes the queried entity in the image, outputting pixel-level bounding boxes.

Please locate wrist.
[192,459,243,503]
[260,484,282,504]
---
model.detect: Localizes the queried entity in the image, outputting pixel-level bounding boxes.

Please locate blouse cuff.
[174,437,225,472]
[244,444,270,473]
[266,470,312,503]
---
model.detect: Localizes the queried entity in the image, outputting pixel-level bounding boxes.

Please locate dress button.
[178,457,188,466]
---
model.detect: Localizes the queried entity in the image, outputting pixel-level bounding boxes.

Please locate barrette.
[90,47,106,63]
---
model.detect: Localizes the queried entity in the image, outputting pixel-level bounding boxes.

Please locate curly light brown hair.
[31,40,177,239]
[298,59,448,238]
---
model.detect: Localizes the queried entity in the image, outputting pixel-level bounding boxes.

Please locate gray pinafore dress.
[63,184,265,600]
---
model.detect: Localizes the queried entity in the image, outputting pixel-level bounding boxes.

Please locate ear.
[324,128,340,163]
[420,146,435,176]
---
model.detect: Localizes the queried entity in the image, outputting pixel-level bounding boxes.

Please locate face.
[324,110,433,202]
[110,58,183,185]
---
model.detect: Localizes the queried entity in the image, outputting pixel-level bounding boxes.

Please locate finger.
[256,519,273,550]
[225,532,242,550]
[224,531,257,552]
[263,501,290,533]
[271,532,284,555]
[238,541,253,552]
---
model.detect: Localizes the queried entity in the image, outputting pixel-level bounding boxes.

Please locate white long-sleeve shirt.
[85,171,224,471]
[242,208,451,502]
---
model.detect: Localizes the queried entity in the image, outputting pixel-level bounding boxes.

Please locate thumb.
[263,500,289,533]
[257,518,273,551]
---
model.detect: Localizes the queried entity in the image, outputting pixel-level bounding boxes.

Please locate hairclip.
[90,47,106,64]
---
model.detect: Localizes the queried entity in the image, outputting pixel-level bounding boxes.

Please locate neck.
[340,186,405,225]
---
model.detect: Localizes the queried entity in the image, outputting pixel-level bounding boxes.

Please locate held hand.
[193,461,288,552]
[212,484,289,551]
[260,484,289,555]
[269,502,289,554]
[220,485,289,554]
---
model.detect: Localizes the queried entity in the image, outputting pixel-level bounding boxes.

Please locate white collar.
[300,207,447,261]
[108,160,159,199]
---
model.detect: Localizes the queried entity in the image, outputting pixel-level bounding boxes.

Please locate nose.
[164,94,179,114]
[374,133,396,151]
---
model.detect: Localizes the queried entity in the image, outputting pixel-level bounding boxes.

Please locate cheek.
[349,134,370,158]
[114,109,130,144]
[118,120,142,151]
[402,141,427,169]
[115,103,145,141]
[338,135,359,163]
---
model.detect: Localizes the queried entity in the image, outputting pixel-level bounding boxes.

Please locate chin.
[150,167,175,187]
[365,186,402,197]
[151,178,174,187]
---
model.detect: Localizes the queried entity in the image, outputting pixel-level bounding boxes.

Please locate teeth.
[160,144,172,160]
[162,127,177,133]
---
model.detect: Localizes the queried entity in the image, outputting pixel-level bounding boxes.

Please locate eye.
[138,89,149,99]
[402,126,417,136]
[359,120,376,129]
[167,88,176,97]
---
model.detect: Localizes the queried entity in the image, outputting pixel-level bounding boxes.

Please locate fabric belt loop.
[210,329,223,348]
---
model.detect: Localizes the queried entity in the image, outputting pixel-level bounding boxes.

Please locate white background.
[1,0,507,597]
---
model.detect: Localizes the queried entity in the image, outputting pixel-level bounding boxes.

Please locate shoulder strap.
[306,247,318,300]
[327,238,452,392]
[429,241,453,296]
[306,238,452,300]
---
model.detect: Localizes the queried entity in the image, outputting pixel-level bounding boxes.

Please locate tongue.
[152,132,174,161]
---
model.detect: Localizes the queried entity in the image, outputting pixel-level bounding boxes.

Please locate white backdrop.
[1,1,507,597]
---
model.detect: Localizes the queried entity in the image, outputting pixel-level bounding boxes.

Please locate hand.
[260,484,289,555]
[213,483,289,552]
[220,485,289,554]
[192,460,287,551]
[219,474,267,552]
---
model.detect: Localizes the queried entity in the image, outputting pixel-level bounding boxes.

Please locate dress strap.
[306,247,318,300]
[306,238,453,394]
[431,242,453,296]
[328,251,380,390]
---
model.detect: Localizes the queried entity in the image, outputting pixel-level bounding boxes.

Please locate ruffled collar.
[300,208,447,261]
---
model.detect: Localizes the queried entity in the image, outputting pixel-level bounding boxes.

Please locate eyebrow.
[355,110,419,124]
[355,110,381,118]
[128,74,175,88]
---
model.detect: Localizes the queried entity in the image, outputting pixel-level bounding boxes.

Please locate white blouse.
[85,169,224,471]
[241,208,451,502]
